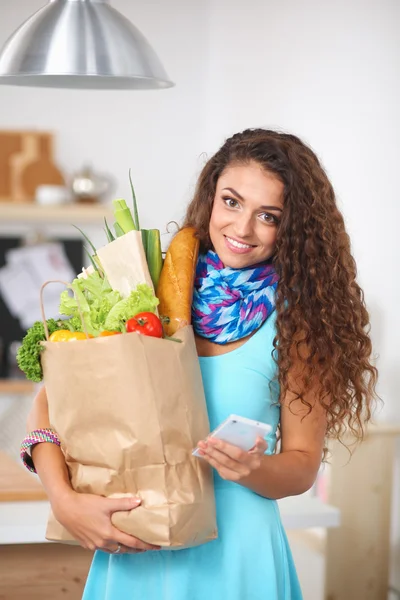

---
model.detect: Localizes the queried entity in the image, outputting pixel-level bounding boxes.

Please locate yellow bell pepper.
[49,330,93,342]
[49,330,74,342]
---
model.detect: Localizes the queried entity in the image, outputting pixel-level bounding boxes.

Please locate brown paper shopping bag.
[40,281,217,549]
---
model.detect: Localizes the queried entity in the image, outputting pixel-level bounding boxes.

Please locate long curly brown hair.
[184,128,378,445]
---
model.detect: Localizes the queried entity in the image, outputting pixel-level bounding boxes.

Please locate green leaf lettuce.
[104,284,159,332]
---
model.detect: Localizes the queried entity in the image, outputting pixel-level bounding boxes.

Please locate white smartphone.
[192,414,272,458]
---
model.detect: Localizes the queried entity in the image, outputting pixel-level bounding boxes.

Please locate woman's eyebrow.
[222,187,283,212]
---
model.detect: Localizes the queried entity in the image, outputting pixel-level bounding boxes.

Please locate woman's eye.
[223,197,240,209]
[260,212,278,225]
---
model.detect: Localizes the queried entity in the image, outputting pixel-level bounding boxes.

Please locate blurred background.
[0,1,399,598]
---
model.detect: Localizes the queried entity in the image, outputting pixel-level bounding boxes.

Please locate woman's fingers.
[103,543,146,555]
[106,496,142,514]
[199,443,241,470]
[197,435,267,482]
[249,436,268,454]
[112,526,161,552]
[201,452,242,481]
[198,438,245,461]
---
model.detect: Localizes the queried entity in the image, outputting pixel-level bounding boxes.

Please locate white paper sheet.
[0,243,76,329]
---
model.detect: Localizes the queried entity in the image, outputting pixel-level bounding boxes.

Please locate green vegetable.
[113,198,137,233]
[114,222,125,238]
[84,248,99,273]
[16,319,64,382]
[58,270,159,336]
[104,283,159,332]
[142,228,163,289]
[72,225,106,278]
[59,271,122,337]
[104,217,115,243]
[129,168,140,230]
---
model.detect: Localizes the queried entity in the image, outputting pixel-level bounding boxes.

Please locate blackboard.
[0,237,83,378]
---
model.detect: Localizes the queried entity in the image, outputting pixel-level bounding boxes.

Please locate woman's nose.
[234,214,253,238]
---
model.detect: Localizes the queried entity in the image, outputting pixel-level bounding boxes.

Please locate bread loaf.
[156,227,199,336]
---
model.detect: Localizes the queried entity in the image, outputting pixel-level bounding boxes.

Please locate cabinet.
[325,426,400,599]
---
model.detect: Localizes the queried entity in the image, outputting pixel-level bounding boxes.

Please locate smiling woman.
[27,128,377,600]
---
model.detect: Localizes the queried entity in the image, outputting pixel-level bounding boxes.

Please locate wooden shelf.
[0,379,35,395]
[0,201,112,224]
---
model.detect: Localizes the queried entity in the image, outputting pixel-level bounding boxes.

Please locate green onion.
[72,224,97,255]
[104,217,115,242]
[85,248,99,272]
[129,169,140,231]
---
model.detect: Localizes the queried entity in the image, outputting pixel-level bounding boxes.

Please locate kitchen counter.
[0,451,46,502]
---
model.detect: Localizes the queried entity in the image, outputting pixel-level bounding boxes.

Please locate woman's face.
[209,161,284,269]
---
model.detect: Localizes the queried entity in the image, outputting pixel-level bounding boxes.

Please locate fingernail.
[131,497,141,505]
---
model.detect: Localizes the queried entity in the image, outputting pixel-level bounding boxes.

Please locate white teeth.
[226,236,253,249]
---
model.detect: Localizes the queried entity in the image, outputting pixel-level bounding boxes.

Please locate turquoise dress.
[83,312,303,600]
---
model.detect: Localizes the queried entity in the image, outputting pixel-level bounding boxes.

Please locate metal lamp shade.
[0,0,174,90]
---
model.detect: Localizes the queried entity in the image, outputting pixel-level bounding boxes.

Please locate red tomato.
[126,312,163,338]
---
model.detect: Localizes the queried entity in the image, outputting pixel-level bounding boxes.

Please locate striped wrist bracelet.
[20,428,61,473]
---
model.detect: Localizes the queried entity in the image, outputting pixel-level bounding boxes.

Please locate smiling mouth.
[224,235,256,250]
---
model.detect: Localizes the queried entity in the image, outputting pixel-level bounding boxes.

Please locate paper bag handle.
[40,279,89,341]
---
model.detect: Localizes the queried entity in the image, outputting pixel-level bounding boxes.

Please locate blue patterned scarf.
[192,250,279,344]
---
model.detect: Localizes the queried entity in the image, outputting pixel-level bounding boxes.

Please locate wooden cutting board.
[0,451,47,502]
[9,134,41,202]
[19,135,65,199]
[0,130,62,202]
[0,132,23,199]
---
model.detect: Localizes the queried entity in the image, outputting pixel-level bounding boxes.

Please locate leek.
[114,222,126,238]
[110,173,163,289]
[142,229,163,290]
[113,198,137,233]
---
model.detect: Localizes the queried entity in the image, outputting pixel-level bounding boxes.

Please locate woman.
[26,129,377,599]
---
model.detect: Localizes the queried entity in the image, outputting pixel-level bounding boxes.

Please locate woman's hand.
[52,489,161,554]
[196,436,268,483]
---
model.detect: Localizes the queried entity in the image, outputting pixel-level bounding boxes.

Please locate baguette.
[156,227,199,336]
